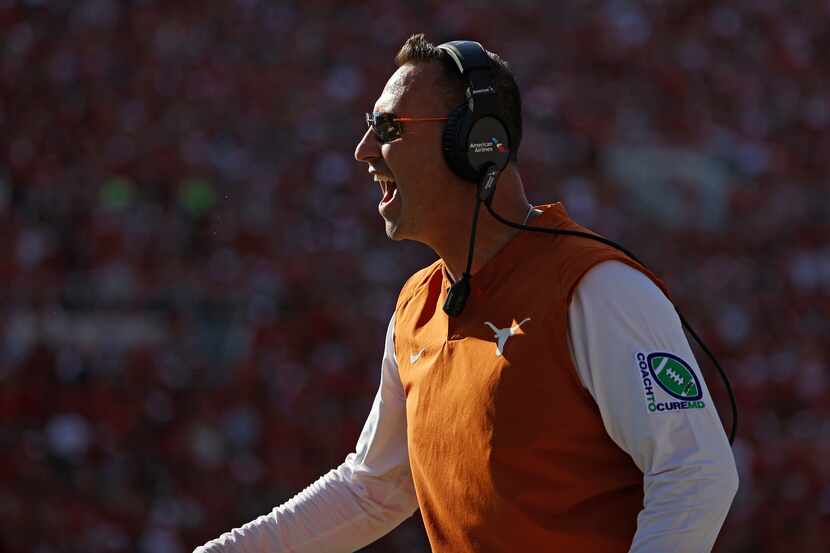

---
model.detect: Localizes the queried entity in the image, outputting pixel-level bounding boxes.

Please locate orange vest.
[394,203,670,552]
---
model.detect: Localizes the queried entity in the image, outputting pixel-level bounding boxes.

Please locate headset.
[435,40,737,445]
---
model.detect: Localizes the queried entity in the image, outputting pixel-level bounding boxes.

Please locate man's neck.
[417,165,538,283]
[439,201,539,283]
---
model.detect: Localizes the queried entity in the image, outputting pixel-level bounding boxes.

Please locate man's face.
[355,62,459,242]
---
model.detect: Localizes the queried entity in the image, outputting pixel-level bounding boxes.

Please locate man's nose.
[354,127,380,163]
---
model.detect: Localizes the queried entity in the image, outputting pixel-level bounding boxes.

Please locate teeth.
[373,175,396,195]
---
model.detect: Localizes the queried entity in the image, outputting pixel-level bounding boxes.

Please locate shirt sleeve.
[567,260,739,553]
[194,314,418,553]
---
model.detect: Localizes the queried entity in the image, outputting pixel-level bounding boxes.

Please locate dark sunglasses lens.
[367,113,400,142]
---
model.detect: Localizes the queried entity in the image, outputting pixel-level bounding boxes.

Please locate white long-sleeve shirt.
[194,260,738,553]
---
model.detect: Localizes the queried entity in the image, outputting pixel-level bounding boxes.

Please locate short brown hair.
[395,33,522,162]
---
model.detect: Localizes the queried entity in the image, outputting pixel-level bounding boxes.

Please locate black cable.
[486,202,738,445]
[444,166,499,317]
[463,195,482,279]
[443,191,481,316]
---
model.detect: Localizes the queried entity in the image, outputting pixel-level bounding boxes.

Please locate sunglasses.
[365,112,449,143]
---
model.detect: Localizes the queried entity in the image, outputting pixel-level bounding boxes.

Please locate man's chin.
[386,217,418,241]
[385,222,405,241]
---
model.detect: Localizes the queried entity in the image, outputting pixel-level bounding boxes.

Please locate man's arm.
[568,260,739,553]
[195,315,418,553]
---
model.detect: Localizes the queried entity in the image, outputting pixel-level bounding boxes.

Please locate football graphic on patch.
[646,352,703,401]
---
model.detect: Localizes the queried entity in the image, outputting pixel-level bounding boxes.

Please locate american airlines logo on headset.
[469,137,509,154]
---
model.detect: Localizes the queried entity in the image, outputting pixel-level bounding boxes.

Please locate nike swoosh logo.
[410,348,426,364]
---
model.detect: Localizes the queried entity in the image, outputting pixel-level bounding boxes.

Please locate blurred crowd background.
[2,0,828,551]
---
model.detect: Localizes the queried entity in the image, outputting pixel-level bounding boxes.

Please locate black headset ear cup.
[442,103,478,182]
[443,103,511,183]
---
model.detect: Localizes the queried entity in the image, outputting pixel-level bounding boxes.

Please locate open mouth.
[375,174,398,205]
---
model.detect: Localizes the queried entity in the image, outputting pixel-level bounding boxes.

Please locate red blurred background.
[1,1,828,551]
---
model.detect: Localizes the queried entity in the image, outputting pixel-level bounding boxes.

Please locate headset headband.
[437,41,498,115]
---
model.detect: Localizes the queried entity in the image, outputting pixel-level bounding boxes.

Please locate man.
[195,34,738,553]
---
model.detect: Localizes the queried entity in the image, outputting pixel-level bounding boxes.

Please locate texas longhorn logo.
[484,318,530,357]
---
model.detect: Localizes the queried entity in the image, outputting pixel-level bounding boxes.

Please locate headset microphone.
[443,164,499,317]
[437,40,511,317]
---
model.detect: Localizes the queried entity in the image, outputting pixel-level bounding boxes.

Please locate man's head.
[394,34,522,164]
[354,34,522,244]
